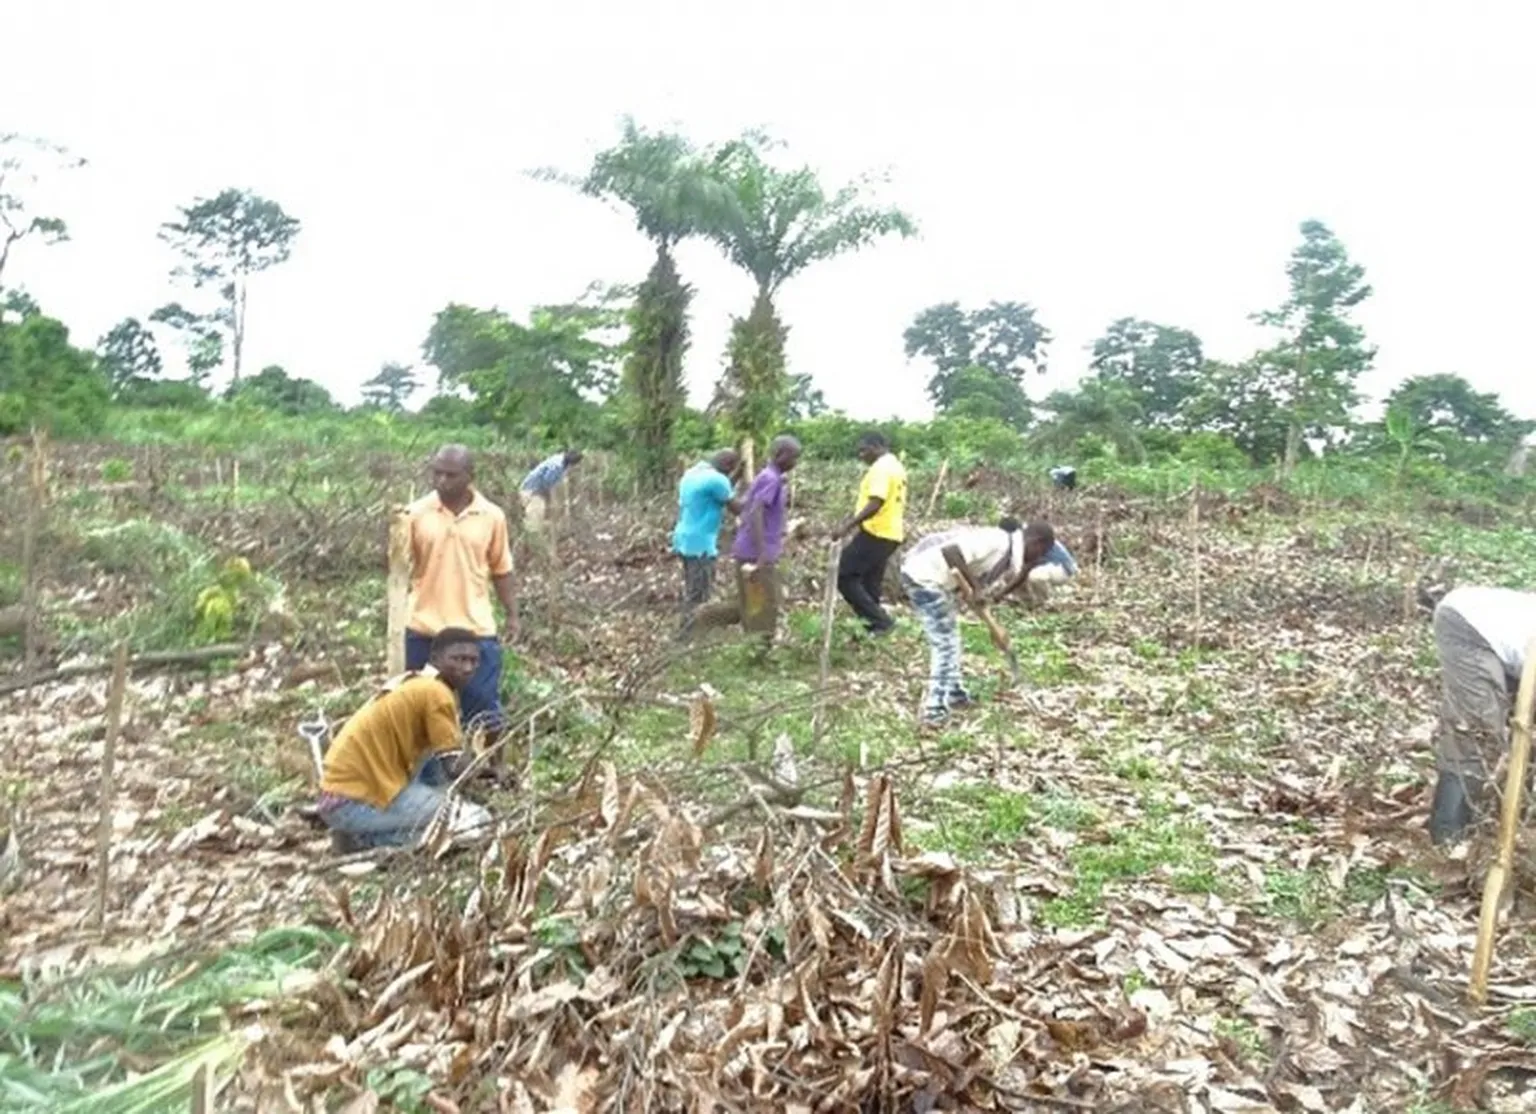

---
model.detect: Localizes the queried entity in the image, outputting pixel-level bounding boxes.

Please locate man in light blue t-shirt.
[672,449,742,632]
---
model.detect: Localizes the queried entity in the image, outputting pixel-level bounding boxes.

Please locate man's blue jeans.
[322,755,450,849]
[404,632,505,734]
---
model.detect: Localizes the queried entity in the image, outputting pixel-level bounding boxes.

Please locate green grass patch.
[1042,815,1220,927]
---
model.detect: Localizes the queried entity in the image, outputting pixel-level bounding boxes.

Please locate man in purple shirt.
[692,435,801,640]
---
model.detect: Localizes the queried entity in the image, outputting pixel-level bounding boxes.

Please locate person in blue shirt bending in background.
[671,449,743,634]
[520,448,583,531]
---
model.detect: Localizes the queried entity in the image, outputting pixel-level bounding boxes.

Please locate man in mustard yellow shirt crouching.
[833,430,908,636]
[317,628,491,850]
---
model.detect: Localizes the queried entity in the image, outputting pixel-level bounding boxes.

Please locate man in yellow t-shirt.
[832,430,908,635]
[317,628,490,849]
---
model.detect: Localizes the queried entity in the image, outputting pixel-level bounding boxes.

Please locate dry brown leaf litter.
[5,484,1536,1110]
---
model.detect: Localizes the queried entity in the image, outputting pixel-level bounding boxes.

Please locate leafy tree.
[148,302,224,386]
[787,372,828,420]
[1380,404,1446,491]
[1252,220,1375,473]
[1381,373,1531,451]
[937,364,1032,430]
[1030,379,1146,462]
[159,189,301,383]
[421,297,622,442]
[1089,317,1204,427]
[1181,358,1292,465]
[0,134,84,287]
[705,134,914,451]
[536,120,729,489]
[360,362,420,412]
[97,318,164,396]
[0,311,110,435]
[904,300,1050,415]
[225,365,336,415]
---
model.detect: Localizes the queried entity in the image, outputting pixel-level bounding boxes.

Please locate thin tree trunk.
[231,276,247,383]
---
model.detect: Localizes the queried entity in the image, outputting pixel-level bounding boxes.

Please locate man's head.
[710,449,742,478]
[769,435,802,473]
[1023,521,1056,565]
[856,430,889,465]
[563,448,584,467]
[430,444,474,504]
[428,627,481,690]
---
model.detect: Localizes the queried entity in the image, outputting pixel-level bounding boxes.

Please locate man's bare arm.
[493,573,519,636]
[941,544,980,599]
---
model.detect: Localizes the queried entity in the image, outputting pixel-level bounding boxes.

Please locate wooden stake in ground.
[925,457,950,519]
[740,437,756,484]
[94,643,129,933]
[811,540,841,750]
[1469,639,1536,1004]
[21,429,49,678]
[1092,507,1106,606]
[1190,480,1203,650]
[386,508,412,676]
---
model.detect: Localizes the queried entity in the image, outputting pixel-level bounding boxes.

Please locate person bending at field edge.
[317,628,492,850]
[1427,584,1536,845]
[900,519,1074,728]
[833,430,908,636]
[671,448,743,635]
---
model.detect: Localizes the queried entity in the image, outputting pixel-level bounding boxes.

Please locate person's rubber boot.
[1428,770,1479,846]
[330,830,365,854]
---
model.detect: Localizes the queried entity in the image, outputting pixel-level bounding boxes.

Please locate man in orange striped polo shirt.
[404,445,519,736]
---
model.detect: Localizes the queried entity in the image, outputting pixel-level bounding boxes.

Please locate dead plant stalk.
[94,643,130,932]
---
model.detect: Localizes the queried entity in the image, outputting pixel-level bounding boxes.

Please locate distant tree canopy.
[1088,317,1204,428]
[0,304,110,435]
[420,297,623,443]
[905,301,1049,427]
[360,362,419,412]
[225,365,337,415]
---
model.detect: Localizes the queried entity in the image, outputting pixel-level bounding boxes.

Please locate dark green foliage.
[1089,317,1204,427]
[360,363,419,412]
[1250,220,1375,471]
[937,364,1032,430]
[624,248,692,489]
[905,301,1049,417]
[713,293,790,450]
[225,365,337,416]
[0,309,110,435]
[421,297,621,443]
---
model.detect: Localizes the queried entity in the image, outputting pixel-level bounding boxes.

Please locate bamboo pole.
[1469,639,1536,1004]
[925,458,950,519]
[811,541,841,750]
[1092,507,1105,606]
[386,509,412,676]
[94,643,129,933]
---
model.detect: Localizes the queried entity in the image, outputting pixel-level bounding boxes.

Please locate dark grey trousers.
[1434,602,1514,779]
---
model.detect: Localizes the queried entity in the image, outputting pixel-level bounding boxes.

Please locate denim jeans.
[902,574,970,722]
[404,632,504,733]
[322,755,450,849]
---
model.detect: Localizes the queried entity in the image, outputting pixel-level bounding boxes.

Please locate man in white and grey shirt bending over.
[1428,585,1536,844]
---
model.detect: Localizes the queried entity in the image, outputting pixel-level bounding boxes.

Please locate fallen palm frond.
[0,927,337,1112]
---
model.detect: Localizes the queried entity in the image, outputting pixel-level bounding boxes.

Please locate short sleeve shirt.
[673,462,734,558]
[407,490,513,637]
[858,453,908,542]
[730,465,788,563]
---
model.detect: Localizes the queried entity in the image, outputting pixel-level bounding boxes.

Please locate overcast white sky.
[4,0,1533,420]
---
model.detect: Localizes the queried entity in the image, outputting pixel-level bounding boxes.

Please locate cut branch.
[0,644,250,697]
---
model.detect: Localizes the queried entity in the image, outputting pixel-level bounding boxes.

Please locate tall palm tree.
[704,135,916,451]
[535,120,729,490]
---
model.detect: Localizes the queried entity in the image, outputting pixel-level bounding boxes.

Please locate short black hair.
[1024,521,1056,549]
[858,430,888,449]
[430,627,480,656]
[998,516,1023,533]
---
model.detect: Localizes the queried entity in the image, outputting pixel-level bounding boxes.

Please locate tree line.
[1,126,1530,485]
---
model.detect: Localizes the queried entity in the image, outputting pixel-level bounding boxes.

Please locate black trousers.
[838,530,900,631]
